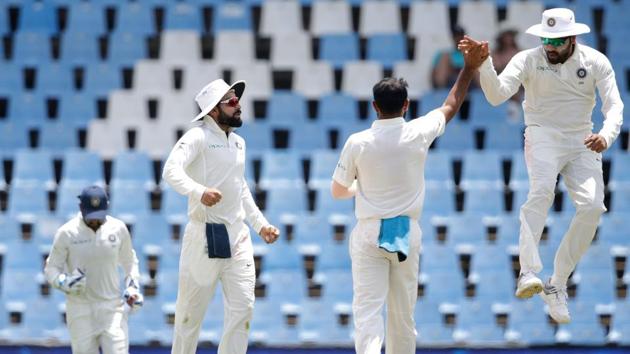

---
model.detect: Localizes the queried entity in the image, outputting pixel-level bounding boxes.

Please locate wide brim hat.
[525,8,590,39]
[192,79,246,122]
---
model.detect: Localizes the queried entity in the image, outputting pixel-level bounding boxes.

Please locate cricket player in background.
[45,185,143,354]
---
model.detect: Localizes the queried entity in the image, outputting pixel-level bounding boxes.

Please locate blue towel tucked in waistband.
[378,215,410,262]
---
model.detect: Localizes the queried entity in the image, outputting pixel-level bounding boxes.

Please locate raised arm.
[437,39,488,123]
[461,36,525,106]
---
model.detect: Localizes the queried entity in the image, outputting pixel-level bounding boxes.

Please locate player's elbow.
[330,181,347,199]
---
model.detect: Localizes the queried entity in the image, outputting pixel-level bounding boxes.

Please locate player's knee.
[575,201,605,222]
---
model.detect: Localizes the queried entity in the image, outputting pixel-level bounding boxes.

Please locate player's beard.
[545,43,573,64]
[217,108,243,128]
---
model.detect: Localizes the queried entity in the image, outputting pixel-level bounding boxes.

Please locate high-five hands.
[458,35,490,70]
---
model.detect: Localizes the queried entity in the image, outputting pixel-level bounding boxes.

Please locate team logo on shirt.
[235,141,242,150]
[576,68,587,78]
[547,18,556,27]
[108,234,117,243]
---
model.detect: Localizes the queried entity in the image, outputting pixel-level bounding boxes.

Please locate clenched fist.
[201,188,222,207]
[259,225,280,244]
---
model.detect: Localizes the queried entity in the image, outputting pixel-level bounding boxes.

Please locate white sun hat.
[191,79,246,122]
[525,8,590,39]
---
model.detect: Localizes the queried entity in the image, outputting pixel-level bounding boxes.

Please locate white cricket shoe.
[540,279,570,324]
[515,272,543,299]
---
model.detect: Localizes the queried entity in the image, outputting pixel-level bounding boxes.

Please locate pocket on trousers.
[206,223,231,258]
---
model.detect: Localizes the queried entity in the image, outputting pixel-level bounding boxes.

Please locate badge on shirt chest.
[107,234,118,247]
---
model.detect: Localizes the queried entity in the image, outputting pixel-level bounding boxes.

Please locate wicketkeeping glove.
[123,278,144,312]
[54,268,86,296]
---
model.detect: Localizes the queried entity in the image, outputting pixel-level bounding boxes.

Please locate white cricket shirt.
[44,214,140,304]
[479,44,624,148]
[333,111,446,220]
[162,116,268,250]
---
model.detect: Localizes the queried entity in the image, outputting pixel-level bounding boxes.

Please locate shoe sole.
[515,281,543,299]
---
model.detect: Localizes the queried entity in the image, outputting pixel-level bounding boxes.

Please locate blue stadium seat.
[260,269,307,303]
[3,270,41,300]
[235,122,273,153]
[212,2,252,32]
[132,214,169,247]
[416,304,454,346]
[111,151,155,190]
[507,297,555,346]
[598,213,630,245]
[83,64,122,98]
[61,150,104,187]
[164,3,203,31]
[316,270,353,304]
[484,122,523,153]
[289,214,338,246]
[113,2,154,36]
[160,185,187,223]
[420,89,452,117]
[425,151,454,187]
[421,268,465,304]
[314,185,353,216]
[0,215,20,242]
[0,161,5,191]
[494,215,519,246]
[12,31,51,65]
[265,185,307,214]
[8,92,47,128]
[574,268,615,303]
[316,94,359,128]
[560,301,607,346]
[8,184,50,219]
[456,299,506,346]
[127,299,168,346]
[471,267,514,303]
[319,34,360,69]
[433,122,474,151]
[65,2,106,35]
[55,182,84,219]
[38,122,78,156]
[608,152,630,190]
[17,2,57,33]
[463,186,505,215]
[107,32,147,68]
[259,151,303,189]
[308,150,338,189]
[60,31,100,66]
[317,241,351,271]
[444,214,488,245]
[0,121,29,158]
[366,34,407,70]
[611,188,630,213]
[0,3,7,37]
[36,62,74,96]
[109,183,151,218]
[468,90,510,126]
[260,241,302,271]
[12,150,55,188]
[0,63,23,94]
[290,123,329,152]
[460,151,504,188]
[423,184,456,215]
[299,299,353,346]
[57,92,97,128]
[265,92,308,125]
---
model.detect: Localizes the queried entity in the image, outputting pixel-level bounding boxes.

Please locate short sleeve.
[332,135,359,188]
[409,109,446,146]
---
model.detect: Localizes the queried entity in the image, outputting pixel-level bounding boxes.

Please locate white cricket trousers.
[171,220,255,354]
[519,126,606,286]
[350,218,421,354]
[66,299,128,354]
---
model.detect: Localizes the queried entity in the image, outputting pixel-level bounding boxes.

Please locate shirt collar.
[372,117,405,128]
